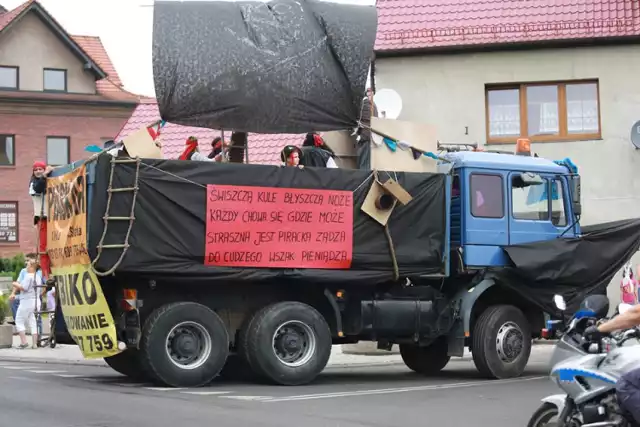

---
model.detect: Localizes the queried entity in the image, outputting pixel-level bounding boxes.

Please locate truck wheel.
[139,302,229,387]
[471,305,531,379]
[240,301,332,386]
[399,336,450,375]
[104,349,148,381]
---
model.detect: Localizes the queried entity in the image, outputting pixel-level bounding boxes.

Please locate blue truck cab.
[438,150,581,271]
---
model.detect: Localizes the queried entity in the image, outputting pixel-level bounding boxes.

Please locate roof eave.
[0,2,108,79]
[374,35,640,58]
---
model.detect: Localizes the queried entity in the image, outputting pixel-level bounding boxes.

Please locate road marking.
[220,396,273,401]
[263,376,547,403]
[181,391,232,396]
[56,374,84,378]
[113,383,150,388]
[8,376,45,382]
[2,366,37,370]
[28,370,67,374]
[145,387,185,391]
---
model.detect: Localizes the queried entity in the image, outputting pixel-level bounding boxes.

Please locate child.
[280,145,304,168]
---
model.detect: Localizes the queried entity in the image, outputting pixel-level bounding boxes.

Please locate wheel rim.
[496,321,524,363]
[165,321,212,370]
[271,320,317,367]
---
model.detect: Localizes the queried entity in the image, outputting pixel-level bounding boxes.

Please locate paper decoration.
[383,137,397,152]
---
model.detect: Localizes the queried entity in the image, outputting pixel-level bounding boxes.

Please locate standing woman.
[9,258,44,349]
[29,161,53,279]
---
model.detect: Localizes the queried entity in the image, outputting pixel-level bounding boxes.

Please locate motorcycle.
[528,294,640,427]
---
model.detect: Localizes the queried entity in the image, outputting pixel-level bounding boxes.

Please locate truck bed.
[85,154,450,285]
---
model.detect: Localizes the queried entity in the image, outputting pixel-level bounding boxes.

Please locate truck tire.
[471,304,531,379]
[139,302,229,387]
[104,349,148,381]
[240,301,332,386]
[399,336,450,375]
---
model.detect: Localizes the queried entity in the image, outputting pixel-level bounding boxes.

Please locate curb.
[343,339,558,356]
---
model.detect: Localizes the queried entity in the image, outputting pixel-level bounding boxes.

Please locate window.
[43,68,67,92]
[0,201,19,243]
[486,81,600,143]
[0,135,15,166]
[512,176,549,221]
[47,136,70,166]
[0,66,18,89]
[511,176,567,226]
[470,174,504,218]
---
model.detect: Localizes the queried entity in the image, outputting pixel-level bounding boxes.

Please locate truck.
[45,0,635,389]
[46,141,587,388]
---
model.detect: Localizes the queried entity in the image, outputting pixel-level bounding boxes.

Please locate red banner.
[205,185,353,269]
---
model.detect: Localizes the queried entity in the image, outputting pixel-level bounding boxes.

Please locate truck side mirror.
[570,175,581,217]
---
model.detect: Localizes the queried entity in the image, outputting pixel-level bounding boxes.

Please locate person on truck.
[179,136,221,162]
[207,137,228,160]
[280,145,304,168]
[299,133,338,168]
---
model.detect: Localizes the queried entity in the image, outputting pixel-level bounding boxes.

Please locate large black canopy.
[152,0,377,134]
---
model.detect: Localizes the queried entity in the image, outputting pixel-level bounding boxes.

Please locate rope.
[384,224,399,281]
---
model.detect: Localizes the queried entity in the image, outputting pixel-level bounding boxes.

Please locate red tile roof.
[116,99,302,164]
[375,0,640,52]
[0,0,139,103]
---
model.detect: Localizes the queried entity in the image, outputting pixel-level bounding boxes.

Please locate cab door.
[508,172,574,245]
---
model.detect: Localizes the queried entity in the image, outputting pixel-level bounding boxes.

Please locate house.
[374,0,640,301]
[0,0,139,256]
[116,98,303,163]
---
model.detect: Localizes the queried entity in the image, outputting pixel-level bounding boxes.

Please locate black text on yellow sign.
[52,259,120,358]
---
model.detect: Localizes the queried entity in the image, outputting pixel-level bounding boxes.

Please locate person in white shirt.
[9,258,44,349]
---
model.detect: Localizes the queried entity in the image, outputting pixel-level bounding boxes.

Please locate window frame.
[46,136,70,166]
[43,68,68,92]
[0,200,19,244]
[0,65,19,90]
[485,80,602,144]
[469,172,505,219]
[0,134,15,166]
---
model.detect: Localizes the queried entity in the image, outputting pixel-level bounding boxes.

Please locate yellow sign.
[47,165,120,359]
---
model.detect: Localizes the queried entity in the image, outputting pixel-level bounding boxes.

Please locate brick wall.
[0,111,133,257]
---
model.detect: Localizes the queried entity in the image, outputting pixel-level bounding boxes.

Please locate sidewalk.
[0,336,555,368]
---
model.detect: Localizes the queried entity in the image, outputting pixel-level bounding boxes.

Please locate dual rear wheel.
[105,301,332,387]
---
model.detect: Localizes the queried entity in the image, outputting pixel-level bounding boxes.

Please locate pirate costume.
[299,133,338,168]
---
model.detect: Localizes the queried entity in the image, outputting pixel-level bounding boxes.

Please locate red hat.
[33,161,46,170]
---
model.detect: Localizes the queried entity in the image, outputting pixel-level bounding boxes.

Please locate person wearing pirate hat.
[299,133,338,168]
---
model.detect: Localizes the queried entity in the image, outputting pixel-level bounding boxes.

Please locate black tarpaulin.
[88,155,446,285]
[493,218,640,314]
[152,0,377,134]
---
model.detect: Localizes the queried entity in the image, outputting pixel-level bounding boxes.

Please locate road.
[1,350,556,427]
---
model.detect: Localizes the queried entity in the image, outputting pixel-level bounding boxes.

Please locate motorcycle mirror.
[619,303,633,314]
[554,294,567,311]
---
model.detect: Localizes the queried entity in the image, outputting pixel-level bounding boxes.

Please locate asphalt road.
[0,351,556,427]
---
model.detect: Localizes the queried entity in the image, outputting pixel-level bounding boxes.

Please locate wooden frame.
[0,134,15,166]
[43,68,68,92]
[0,66,19,90]
[46,136,70,166]
[485,79,602,144]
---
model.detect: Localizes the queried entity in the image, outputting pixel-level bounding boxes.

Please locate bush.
[0,253,25,281]
[0,294,7,325]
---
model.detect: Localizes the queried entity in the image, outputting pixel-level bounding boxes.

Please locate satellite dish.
[631,120,640,149]
[374,88,403,120]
